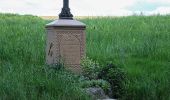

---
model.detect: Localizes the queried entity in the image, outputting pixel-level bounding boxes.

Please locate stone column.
[46,19,86,73]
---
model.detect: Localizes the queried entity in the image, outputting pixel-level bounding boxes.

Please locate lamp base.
[59,8,73,19]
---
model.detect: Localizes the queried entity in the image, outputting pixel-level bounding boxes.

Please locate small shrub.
[81,57,100,80]
[98,63,126,98]
[81,79,111,94]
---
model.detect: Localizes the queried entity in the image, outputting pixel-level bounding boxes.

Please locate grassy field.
[0,13,170,100]
[0,14,90,100]
[82,16,170,100]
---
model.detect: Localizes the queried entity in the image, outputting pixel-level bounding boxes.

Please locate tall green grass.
[0,14,90,100]
[0,13,170,100]
[82,16,170,100]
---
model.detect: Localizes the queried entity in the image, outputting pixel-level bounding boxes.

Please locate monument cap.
[46,19,86,29]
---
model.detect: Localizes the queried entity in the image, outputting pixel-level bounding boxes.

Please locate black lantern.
[59,0,73,19]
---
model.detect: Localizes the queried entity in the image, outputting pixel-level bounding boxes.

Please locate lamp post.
[59,0,73,19]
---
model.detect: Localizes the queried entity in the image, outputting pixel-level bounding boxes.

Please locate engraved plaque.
[60,34,81,65]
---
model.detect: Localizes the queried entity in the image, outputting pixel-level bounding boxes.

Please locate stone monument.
[46,0,86,73]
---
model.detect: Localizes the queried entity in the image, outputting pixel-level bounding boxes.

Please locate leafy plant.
[81,57,100,80]
[98,63,127,98]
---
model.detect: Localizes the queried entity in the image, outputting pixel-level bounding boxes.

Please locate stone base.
[46,19,86,74]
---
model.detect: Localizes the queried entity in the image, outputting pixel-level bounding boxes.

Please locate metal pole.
[63,0,69,8]
[59,0,73,19]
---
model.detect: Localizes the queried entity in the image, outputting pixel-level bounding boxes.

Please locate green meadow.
[0,13,170,100]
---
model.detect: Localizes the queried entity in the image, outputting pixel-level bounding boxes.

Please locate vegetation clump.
[81,57,126,99]
[98,63,126,98]
[81,57,100,80]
